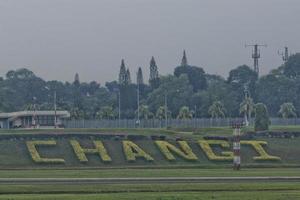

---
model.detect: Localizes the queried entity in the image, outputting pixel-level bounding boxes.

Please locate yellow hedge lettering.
[198,140,233,161]
[70,140,112,162]
[122,141,154,162]
[26,140,65,164]
[155,141,198,161]
[241,140,281,161]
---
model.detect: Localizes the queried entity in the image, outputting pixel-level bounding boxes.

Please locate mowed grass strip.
[0,168,299,178]
[0,191,299,200]
[0,182,299,197]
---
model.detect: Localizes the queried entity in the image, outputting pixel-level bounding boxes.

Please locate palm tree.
[70,107,85,120]
[239,96,254,126]
[208,101,226,119]
[156,106,166,120]
[177,106,193,119]
[137,105,153,119]
[96,106,116,120]
[279,102,297,118]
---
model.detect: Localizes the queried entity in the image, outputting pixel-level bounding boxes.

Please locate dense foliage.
[0,53,300,119]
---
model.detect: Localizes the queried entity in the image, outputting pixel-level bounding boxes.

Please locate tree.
[119,59,127,85]
[137,105,153,119]
[256,74,297,116]
[96,106,116,120]
[147,75,193,117]
[155,106,170,120]
[149,56,160,89]
[208,101,226,118]
[177,106,193,119]
[283,53,300,79]
[137,67,144,85]
[279,102,297,118]
[174,51,207,92]
[239,96,255,126]
[70,107,85,119]
[227,65,258,104]
[254,103,270,131]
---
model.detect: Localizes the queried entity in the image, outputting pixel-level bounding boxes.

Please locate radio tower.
[245,44,267,75]
[278,46,289,63]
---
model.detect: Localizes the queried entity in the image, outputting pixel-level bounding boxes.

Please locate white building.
[0,110,70,129]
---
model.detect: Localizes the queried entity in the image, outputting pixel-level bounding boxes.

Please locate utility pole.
[278,46,289,63]
[245,44,267,75]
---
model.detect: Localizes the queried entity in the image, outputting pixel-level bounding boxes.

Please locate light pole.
[54,90,57,128]
[243,84,250,127]
[137,83,140,127]
[113,88,121,126]
[45,86,57,128]
[32,96,37,128]
[164,93,167,128]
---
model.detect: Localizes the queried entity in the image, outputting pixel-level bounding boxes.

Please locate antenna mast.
[245,44,267,75]
[278,46,289,63]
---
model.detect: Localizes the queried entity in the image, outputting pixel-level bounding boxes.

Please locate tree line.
[0,51,299,121]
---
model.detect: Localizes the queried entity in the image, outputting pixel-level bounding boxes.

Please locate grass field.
[1,191,299,200]
[0,168,299,178]
[0,182,299,199]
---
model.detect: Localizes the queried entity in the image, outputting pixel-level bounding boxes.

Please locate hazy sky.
[0,0,299,84]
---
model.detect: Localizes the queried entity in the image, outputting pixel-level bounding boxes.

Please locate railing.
[62,118,300,129]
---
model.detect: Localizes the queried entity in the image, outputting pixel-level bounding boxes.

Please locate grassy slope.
[0,127,300,168]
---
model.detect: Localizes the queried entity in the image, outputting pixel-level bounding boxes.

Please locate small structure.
[0,111,70,129]
[232,121,243,170]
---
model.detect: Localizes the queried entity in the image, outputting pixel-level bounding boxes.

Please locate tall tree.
[74,73,80,86]
[125,69,131,84]
[119,59,127,85]
[136,67,144,85]
[174,51,207,92]
[181,50,188,66]
[149,56,160,89]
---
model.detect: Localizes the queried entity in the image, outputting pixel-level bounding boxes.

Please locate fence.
[62,118,300,129]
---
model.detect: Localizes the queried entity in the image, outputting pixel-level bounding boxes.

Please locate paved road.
[1,177,300,185]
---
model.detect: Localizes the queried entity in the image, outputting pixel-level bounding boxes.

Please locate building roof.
[0,110,70,119]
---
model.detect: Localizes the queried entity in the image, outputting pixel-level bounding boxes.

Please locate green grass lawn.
[0,168,299,178]
[0,191,299,200]
[0,182,299,199]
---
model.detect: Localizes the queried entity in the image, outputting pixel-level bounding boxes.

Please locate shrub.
[70,140,111,163]
[254,103,270,131]
[122,141,154,162]
[241,140,281,161]
[26,140,65,164]
[155,141,198,161]
[198,140,233,161]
